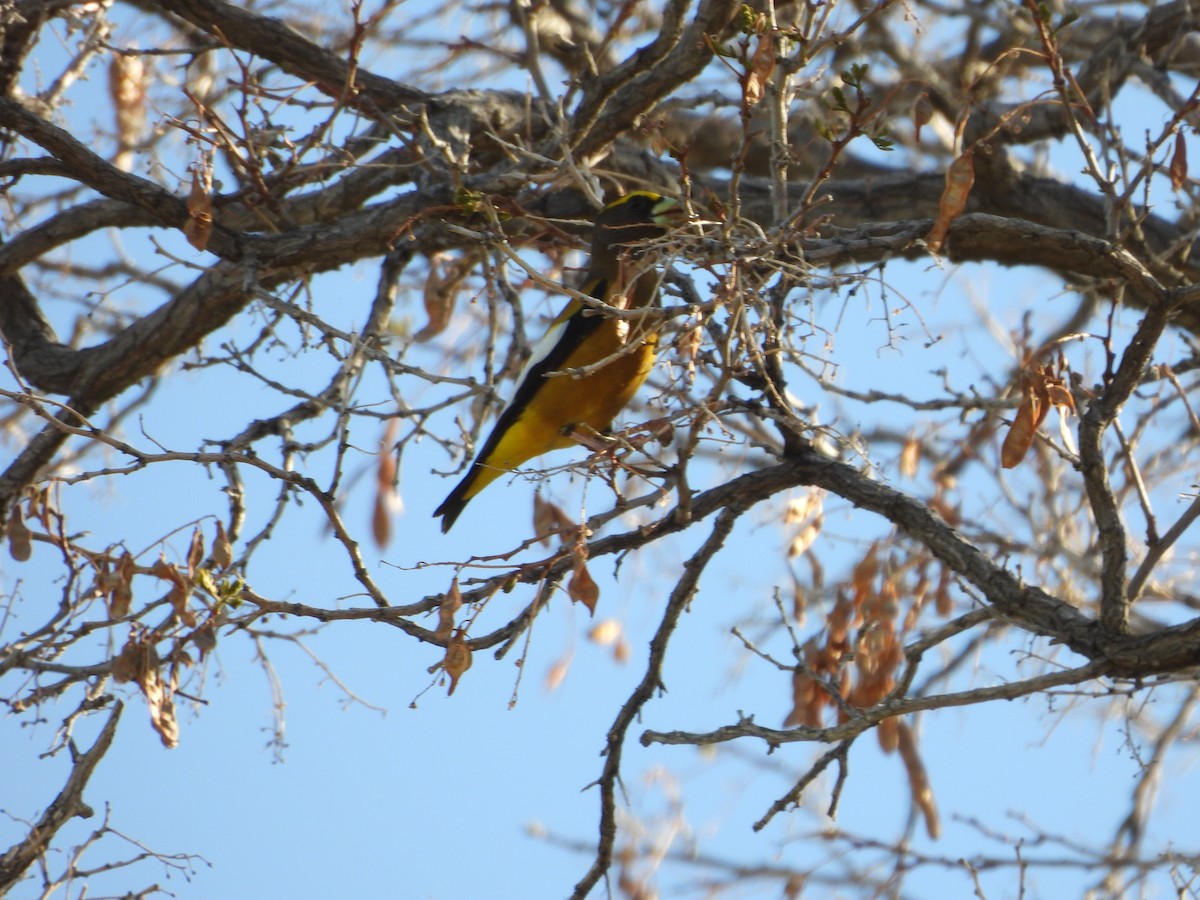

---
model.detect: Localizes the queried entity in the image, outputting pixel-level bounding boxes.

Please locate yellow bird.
[435,191,680,532]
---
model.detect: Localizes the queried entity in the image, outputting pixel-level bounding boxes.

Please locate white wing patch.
[499,302,578,421]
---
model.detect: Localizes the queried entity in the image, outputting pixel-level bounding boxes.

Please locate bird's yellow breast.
[483,318,657,472]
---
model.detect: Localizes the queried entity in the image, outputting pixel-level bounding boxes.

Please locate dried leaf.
[786,489,824,557]
[7,504,31,561]
[111,551,135,618]
[413,253,467,342]
[934,565,953,617]
[186,527,204,578]
[192,619,218,659]
[912,91,933,143]
[588,618,622,646]
[1046,380,1075,415]
[545,655,571,691]
[372,419,402,549]
[435,578,462,642]
[783,668,813,728]
[109,53,146,171]
[926,149,975,253]
[788,525,821,558]
[143,664,180,749]
[878,716,900,753]
[785,490,823,525]
[443,629,473,695]
[211,520,233,571]
[152,557,196,627]
[743,31,776,107]
[532,495,573,546]
[850,544,879,609]
[182,165,214,251]
[897,720,940,839]
[790,575,807,626]
[111,631,146,684]
[568,558,600,615]
[899,433,921,478]
[115,630,179,748]
[1170,129,1189,191]
[1002,365,1069,468]
[30,487,53,532]
[677,321,703,382]
[1000,383,1040,468]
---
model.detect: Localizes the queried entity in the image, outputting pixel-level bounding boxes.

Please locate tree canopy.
[4,1,1200,897]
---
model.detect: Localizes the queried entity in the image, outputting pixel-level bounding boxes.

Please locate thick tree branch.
[145,0,428,113]
[0,702,122,892]
[570,0,740,158]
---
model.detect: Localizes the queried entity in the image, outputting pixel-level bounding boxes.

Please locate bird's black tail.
[433,468,476,532]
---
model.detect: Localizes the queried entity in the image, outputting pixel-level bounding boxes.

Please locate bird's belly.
[490,326,656,471]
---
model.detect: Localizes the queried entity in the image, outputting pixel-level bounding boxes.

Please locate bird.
[434,191,680,532]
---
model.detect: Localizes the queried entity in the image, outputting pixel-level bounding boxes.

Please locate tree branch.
[0,701,122,892]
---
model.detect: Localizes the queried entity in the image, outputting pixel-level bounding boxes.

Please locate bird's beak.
[651,196,684,228]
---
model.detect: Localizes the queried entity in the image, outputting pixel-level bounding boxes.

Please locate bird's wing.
[476,277,609,453]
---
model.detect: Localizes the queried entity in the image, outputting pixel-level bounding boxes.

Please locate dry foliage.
[4,2,1200,898]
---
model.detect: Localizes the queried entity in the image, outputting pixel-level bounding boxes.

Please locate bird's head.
[590,191,682,259]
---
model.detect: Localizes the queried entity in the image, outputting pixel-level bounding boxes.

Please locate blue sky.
[3,3,1200,899]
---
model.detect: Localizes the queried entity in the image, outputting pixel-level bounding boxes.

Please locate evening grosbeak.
[434,191,679,532]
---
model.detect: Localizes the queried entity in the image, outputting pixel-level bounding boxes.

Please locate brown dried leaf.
[899,433,921,478]
[152,558,196,627]
[783,669,813,728]
[568,558,600,615]
[588,618,622,646]
[850,543,879,609]
[211,520,233,572]
[1170,129,1189,191]
[878,716,900,754]
[912,91,933,143]
[443,629,473,696]
[788,524,821,558]
[109,53,146,171]
[926,149,975,253]
[934,565,953,617]
[613,638,631,664]
[143,665,180,749]
[532,495,573,546]
[827,589,856,650]
[677,321,703,382]
[784,489,823,525]
[169,579,194,626]
[434,578,462,642]
[413,253,467,342]
[186,526,204,578]
[1046,379,1075,415]
[1000,384,1040,468]
[372,420,402,549]
[370,489,392,551]
[786,489,824,557]
[111,551,136,618]
[192,619,218,659]
[897,720,940,839]
[7,504,31,561]
[790,575,807,626]
[183,166,214,251]
[30,487,53,532]
[111,631,147,684]
[545,655,571,692]
[743,31,776,107]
